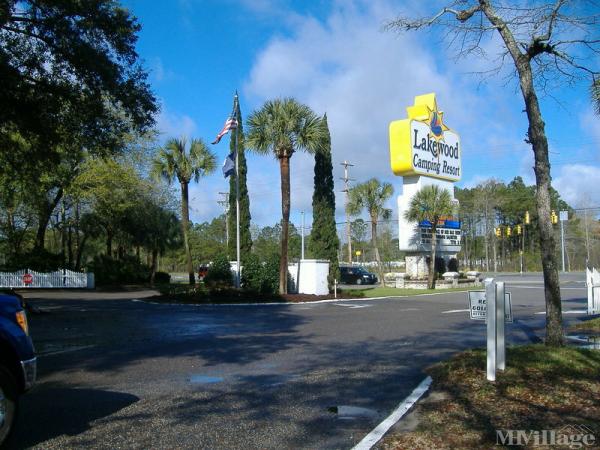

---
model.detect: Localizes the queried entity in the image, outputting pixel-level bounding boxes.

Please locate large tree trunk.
[279,156,291,294]
[75,234,88,271]
[522,76,563,345]
[180,182,196,285]
[33,188,63,252]
[480,0,562,346]
[429,225,437,289]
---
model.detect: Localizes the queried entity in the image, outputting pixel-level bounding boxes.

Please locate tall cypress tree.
[308,114,340,287]
[228,98,252,260]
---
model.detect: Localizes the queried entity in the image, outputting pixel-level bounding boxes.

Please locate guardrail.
[0,269,94,289]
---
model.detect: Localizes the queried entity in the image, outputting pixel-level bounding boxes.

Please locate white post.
[334,279,337,299]
[485,278,496,381]
[496,281,506,371]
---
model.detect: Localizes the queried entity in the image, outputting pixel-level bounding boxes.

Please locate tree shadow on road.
[10,383,139,449]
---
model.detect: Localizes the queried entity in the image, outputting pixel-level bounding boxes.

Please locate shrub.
[3,250,64,272]
[89,254,149,285]
[204,255,233,287]
[448,258,459,272]
[153,271,171,284]
[241,254,279,294]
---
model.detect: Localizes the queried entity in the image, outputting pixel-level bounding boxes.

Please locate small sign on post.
[22,273,33,286]
[468,291,513,322]
[468,279,512,381]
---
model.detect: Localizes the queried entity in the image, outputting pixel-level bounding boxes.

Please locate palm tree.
[246,98,326,294]
[348,178,394,280]
[404,184,453,289]
[152,137,216,284]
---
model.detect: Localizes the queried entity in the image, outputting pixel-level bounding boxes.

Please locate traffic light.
[506,226,512,237]
[524,211,530,225]
[551,210,558,224]
[495,227,501,237]
[516,224,522,235]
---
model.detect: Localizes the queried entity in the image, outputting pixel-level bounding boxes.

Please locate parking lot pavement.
[10,275,589,449]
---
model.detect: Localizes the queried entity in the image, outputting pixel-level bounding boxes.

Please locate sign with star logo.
[389,93,461,181]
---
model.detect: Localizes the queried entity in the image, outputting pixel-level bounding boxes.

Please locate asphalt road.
[9,272,590,449]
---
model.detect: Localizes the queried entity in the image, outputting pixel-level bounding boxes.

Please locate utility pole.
[218,192,229,248]
[301,211,305,260]
[340,161,354,265]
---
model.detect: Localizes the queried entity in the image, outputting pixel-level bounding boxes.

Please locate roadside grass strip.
[131,287,471,307]
[352,376,432,450]
[571,317,600,333]
[379,345,600,450]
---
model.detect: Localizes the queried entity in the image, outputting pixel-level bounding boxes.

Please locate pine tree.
[228,98,253,261]
[308,115,340,287]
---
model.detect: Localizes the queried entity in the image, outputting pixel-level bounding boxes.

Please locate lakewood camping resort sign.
[389,94,461,182]
[390,93,462,256]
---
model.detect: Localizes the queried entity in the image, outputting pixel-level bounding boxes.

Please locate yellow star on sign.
[406,93,449,141]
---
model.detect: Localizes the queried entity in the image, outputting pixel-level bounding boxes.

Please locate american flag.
[211,116,238,145]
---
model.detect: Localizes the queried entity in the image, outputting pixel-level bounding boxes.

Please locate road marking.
[442,309,469,314]
[535,309,587,315]
[508,285,586,290]
[352,376,432,450]
[334,303,372,309]
[37,345,95,357]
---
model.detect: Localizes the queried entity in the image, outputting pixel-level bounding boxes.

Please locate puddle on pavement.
[328,405,379,421]
[189,375,224,384]
[566,335,600,350]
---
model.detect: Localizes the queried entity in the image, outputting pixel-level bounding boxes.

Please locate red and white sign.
[22,273,33,285]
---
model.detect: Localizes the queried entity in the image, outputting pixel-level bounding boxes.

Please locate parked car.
[339,266,378,285]
[198,265,209,281]
[0,291,36,446]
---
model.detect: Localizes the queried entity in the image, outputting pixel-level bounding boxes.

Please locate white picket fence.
[587,267,600,315]
[0,269,93,289]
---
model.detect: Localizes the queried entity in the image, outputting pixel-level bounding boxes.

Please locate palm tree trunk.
[279,155,291,294]
[429,225,437,289]
[150,248,158,287]
[180,182,196,285]
[370,217,382,283]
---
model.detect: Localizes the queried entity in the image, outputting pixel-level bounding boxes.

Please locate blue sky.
[121,0,600,228]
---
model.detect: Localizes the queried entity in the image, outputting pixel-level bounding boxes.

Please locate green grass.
[381,345,600,449]
[354,286,471,298]
[571,317,600,333]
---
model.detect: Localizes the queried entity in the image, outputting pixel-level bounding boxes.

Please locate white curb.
[352,376,433,450]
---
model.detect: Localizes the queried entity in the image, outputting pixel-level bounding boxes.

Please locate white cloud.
[149,57,179,84]
[155,106,198,141]
[553,164,600,207]
[240,0,591,226]
[243,0,476,224]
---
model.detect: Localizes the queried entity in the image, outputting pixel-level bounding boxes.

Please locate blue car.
[0,291,36,445]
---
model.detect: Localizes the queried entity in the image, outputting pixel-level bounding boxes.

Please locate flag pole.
[234,92,241,288]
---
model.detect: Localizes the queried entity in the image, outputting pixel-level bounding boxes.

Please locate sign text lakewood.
[411,121,460,179]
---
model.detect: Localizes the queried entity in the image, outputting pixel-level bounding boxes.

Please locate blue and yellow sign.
[389,93,461,181]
